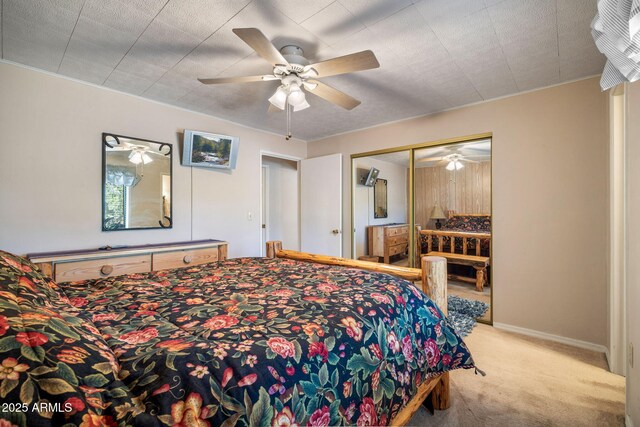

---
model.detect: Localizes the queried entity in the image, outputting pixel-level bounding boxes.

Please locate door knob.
[100,265,114,275]
[332,229,341,235]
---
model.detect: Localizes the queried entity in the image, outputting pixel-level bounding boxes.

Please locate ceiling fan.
[417,149,488,170]
[104,136,170,177]
[198,28,380,139]
[106,141,163,165]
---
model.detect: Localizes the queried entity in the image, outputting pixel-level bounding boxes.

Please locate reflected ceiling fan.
[106,141,162,165]
[198,28,380,139]
[104,135,169,175]
[417,145,489,170]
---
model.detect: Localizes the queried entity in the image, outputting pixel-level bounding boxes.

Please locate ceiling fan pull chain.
[286,101,292,140]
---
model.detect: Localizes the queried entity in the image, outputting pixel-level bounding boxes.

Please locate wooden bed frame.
[265,241,451,426]
[28,240,452,425]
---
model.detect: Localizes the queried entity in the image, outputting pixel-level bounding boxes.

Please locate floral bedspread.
[0,251,474,426]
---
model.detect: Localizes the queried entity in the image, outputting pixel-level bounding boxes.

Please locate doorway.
[260,154,300,255]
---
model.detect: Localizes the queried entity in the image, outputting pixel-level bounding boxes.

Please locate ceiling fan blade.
[198,75,279,84]
[416,156,445,163]
[232,28,289,67]
[306,80,361,110]
[305,50,380,78]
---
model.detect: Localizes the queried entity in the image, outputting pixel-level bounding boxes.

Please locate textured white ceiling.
[1,0,604,141]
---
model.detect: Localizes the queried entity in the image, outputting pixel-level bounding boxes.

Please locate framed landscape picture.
[182,130,239,170]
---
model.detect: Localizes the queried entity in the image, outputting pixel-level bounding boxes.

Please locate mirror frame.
[102,132,173,232]
[373,178,388,218]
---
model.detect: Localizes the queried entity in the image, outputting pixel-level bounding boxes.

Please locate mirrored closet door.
[351,135,493,324]
[413,138,492,323]
[351,151,411,266]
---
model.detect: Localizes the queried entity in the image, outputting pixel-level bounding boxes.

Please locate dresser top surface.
[27,239,227,263]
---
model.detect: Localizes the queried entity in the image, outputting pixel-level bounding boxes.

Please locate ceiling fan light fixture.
[268,86,288,110]
[129,151,142,165]
[455,161,464,170]
[128,149,153,165]
[287,84,307,108]
[292,99,310,111]
[446,161,455,171]
[303,81,318,91]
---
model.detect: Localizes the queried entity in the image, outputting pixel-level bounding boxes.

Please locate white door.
[300,153,342,256]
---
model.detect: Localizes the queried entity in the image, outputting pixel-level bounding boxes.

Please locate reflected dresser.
[367,223,409,264]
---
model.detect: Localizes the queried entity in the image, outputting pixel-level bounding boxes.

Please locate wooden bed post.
[430,372,450,410]
[415,225,422,263]
[265,241,282,258]
[421,255,450,411]
[420,256,447,315]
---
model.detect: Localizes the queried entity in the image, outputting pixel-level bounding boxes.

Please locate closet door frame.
[351,132,493,324]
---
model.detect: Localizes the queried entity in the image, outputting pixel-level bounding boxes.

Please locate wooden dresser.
[367,223,409,264]
[27,240,228,283]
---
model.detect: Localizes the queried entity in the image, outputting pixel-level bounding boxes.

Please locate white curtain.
[106,166,140,187]
[592,0,640,89]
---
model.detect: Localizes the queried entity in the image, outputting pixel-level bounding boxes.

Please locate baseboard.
[627,414,634,427]
[604,347,611,371]
[493,323,608,354]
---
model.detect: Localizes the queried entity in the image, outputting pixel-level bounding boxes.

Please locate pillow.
[0,250,141,426]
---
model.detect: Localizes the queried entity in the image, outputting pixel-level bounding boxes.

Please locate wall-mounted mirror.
[373,178,388,218]
[102,133,172,231]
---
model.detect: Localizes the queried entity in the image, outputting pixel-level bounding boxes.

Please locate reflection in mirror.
[414,138,492,323]
[373,179,388,218]
[102,133,172,231]
[352,151,410,266]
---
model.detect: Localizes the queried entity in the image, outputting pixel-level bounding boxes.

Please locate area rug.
[447,295,489,337]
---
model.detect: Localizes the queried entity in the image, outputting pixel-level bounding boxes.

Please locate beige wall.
[415,161,491,229]
[626,81,640,425]
[0,62,306,257]
[309,77,609,347]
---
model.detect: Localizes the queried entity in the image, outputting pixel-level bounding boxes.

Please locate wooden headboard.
[446,211,491,219]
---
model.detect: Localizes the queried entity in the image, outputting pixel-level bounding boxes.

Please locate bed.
[416,214,492,289]
[417,213,491,258]
[0,243,474,426]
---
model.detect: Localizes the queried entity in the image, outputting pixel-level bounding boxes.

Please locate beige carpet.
[408,324,625,426]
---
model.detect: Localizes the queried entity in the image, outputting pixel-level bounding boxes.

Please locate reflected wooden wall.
[414,161,491,227]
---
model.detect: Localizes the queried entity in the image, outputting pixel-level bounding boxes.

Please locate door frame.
[260,151,303,256]
[350,132,493,324]
[608,84,627,375]
[261,165,270,256]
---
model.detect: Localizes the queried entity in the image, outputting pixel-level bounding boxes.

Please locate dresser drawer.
[385,226,408,236]
[388,243,408,257]
[387,234,408,246]
[152,247,219,271]
[54,255,151,282]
